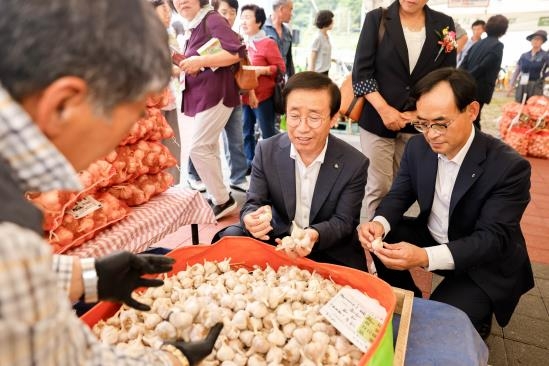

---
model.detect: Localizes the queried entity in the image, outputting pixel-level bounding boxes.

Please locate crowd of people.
[0,0,546,364]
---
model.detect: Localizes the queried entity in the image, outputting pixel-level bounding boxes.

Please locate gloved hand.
[168,323,223,366]
[95,251,175,311]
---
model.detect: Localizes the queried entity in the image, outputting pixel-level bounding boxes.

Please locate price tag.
[68,196,102,219]
[320,287,387,353]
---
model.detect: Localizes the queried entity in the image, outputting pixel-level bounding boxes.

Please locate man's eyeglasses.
[286,113,326,129]
[411,118,456,134]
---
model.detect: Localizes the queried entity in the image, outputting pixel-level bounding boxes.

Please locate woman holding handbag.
[172,0,245,219]
[352,0,456,220]
[239,4,286,169]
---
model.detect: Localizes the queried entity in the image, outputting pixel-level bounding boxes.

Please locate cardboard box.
[392,287,414,366]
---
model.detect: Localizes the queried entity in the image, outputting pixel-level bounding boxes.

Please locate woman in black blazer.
[352,0,456,221]
[459,15,509,129]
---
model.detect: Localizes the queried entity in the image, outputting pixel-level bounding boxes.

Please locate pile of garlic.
[93,259,378,365]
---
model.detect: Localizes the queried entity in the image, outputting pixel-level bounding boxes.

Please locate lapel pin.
[334,163,339,169]
[472,173,476,178]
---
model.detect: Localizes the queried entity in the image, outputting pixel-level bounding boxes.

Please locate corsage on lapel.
[434,26,457,62]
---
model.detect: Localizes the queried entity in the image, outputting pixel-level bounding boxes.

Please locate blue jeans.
[188,105,247,185]
[242,97,278,165]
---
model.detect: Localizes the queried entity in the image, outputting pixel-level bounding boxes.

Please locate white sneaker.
[187,178,206,192]
[230,180,249,192]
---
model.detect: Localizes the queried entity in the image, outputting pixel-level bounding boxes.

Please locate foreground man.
[0,0,220,364]
[216,72,369,271]
[358,67,534,339]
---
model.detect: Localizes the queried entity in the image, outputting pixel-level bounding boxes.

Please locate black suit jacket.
[353,2,456,138]
[376,131,534,326]
[459,36,504,104]
[241,133,369,271]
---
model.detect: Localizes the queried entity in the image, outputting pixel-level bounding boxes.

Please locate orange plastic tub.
[82,236,396,365]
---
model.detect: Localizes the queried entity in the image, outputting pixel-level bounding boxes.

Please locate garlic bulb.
[238,330,254,348]
[154,321,176,340]
[266,347,284,364]
[247,354,267,366]
[143,313,162,330]
[232,310,249,330]
[250,334,270,354]
[282,338,301,363]
[267,323,286,347]
[168,310,193,330]
[246,301,268,319]
[100,325,119,345]
[217,340,235,361]
[282,322,297,338]
[258,205,272,222]
[293,327,313,345]
[372,237,384,251]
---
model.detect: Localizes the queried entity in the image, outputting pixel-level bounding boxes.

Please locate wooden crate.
[392,287,414,366]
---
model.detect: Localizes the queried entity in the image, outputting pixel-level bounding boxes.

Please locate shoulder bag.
[339,7,386,121]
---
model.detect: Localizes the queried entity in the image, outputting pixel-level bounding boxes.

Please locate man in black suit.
[357,68,534,339]
[460,14,508,130]
[216,72,369,271]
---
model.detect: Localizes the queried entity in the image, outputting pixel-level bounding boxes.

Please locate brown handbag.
[339,75,365,121]
[339,7,386,122]
[235,57,258,92]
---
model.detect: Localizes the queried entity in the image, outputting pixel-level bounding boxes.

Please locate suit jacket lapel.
[275,136,296,220]
[310,136,343,223]
[450,133,486,216]
[418,144,438,212]
[385,3,409,74]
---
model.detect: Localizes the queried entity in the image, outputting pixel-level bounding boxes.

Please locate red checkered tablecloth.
[66,186,215,258]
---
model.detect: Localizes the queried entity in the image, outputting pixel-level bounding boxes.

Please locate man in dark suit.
[460,14,509,130]
[357,68,534,339]
[216,72,369,271]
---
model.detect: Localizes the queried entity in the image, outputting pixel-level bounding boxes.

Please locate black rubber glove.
[168,323,223,366]
[95,251,175,311]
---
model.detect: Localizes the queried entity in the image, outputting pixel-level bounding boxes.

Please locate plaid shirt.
[0,85,172,365]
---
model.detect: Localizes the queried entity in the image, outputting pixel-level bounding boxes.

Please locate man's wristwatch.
[81,258,98,303]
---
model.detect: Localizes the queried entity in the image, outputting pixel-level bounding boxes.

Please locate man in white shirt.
[216,72,369,271]
[357,68,533,339]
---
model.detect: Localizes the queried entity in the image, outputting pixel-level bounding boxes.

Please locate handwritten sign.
[320,287,387,352]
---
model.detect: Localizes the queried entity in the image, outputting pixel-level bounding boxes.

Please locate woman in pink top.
[240,4,286,167]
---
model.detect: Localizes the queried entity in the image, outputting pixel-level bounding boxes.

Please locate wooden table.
[66,186,215,258]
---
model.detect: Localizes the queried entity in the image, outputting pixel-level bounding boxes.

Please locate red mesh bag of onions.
[503,126,531,156]
[119,107,174,146]
[27,161,116,231]
[527,130,549,159]
[109,141,177,185]
[108,171,174,206]
[48,191,131,253]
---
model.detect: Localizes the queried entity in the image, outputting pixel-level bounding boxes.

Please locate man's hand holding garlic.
[357,221,429,270]
[275,222,319,258]
[243,205,273,241]
[357,221,386,252]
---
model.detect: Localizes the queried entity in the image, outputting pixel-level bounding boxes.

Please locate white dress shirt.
[290,139,328,229]
[375,126,475,271]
